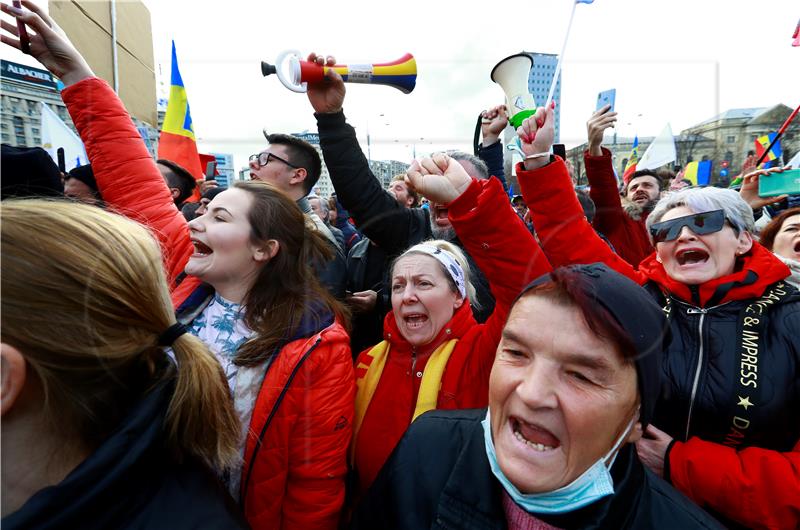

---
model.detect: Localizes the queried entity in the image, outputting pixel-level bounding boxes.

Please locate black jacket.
[649,284,800,454]
[3,372,247,530]
[352,409,723,530]
[316,111,498,321]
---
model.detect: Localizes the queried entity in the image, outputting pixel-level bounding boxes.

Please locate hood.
[382,299,477,356]
[638,242,791,307]
[621,196,653,222]
[4,371,176,529]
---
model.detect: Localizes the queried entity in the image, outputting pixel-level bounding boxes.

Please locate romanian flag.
[622,136,639,184]
[684,160,713,186]
[158,41,203,199]
[755,133,781,169]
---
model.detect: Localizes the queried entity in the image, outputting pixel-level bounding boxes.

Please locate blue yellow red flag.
[158,41,204,191]
[684,160,713,186]
[755,133,782,169]
[622,136,639,184]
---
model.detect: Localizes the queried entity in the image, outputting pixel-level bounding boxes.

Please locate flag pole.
[545,1,578,109]
[756,102,800,165]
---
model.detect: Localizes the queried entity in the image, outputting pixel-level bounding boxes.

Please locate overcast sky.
[10,1,800,171]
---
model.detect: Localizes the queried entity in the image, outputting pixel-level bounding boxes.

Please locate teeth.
[514,429,554,452]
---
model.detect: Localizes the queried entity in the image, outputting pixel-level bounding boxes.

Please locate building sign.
[1,60,57,89]
[293,132,320,145]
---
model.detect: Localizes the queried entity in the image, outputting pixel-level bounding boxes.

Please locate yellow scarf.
[351,338,459,462]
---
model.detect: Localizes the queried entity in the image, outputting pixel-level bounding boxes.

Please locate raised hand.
[517,102,556,171]
[480,104,509,146]
[405,153,472,205]
[739,165,790,210]
[587,104,617,156]
[0,1,93,86]
[305,53,345,114]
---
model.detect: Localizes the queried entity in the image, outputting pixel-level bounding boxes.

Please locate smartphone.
[759,168,800,197]
[204,161,217,181]
[12,1,30,54]
[596,88,616,113]
[57,147,66,172]
[553,144,566,160]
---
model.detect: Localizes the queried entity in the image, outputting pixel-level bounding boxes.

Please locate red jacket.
[353,177,551,493]
[585,148,653,266]
[63,78,354,530]
[518,158,800,530]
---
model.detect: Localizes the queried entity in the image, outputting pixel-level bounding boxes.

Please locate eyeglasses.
[248,152,299,169]
[649,209,727,244]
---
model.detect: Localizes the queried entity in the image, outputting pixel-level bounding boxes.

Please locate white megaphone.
[490,53,537,129]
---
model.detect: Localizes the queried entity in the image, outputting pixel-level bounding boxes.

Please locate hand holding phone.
[596,88,616,113]
[12,1,31,54]
[758,168,800,198]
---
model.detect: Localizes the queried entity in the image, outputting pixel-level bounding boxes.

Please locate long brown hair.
[1,200,240,470]
[232,181,349,366]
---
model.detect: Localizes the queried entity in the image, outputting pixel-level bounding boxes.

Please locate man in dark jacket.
[248,132,348,298]
[306,55,518,322]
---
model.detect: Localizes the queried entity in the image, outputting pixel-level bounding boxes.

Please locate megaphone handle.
[275,50,307,93]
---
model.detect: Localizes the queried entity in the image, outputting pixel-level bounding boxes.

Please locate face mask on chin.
[481,409,636,515]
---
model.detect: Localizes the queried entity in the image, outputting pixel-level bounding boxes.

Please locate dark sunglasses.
[248,152,299,169]
[649,209,727,244]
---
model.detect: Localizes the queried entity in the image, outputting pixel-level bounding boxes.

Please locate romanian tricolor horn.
[262,50,416,94]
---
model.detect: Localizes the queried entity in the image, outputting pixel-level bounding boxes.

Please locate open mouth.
[192,240,213,256]
[794,241,800,253]
[511,417,560,452]
[676,248,709,266]
[403,313,428,329]
[433,205,449,226]
[633,193,649,202]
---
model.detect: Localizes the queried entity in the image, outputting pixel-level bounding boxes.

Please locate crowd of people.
[1,2,798,529]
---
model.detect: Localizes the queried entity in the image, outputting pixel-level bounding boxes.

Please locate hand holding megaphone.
[518,102,556,171]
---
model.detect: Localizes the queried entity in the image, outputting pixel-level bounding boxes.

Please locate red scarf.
[638,242,790,307]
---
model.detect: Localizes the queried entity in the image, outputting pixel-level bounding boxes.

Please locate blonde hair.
[1,200,240,469]
[393,239,479,309]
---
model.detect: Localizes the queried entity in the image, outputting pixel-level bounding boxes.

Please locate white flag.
[638,123,676,171]
[40,103,87,171]
[787,150,800,168]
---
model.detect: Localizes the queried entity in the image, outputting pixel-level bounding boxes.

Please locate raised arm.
[515,104,643,283]
[477,104,508,189]
[308,54,416,255]
[584,106,627,234]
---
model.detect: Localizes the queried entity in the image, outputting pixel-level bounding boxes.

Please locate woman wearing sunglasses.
[513,104,799,530]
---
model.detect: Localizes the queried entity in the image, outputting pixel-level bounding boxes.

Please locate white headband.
[407,244,466,298]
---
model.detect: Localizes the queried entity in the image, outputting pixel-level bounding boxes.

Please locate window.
[726,135,736,143]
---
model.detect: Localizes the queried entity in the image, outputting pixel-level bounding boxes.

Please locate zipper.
[684,307,707,441]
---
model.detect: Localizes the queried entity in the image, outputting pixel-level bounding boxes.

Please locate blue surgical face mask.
[482,409,635,514]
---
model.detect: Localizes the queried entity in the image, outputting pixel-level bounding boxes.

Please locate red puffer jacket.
[63,77,353,530]
[352,176,552,494]
[585,147,654,266]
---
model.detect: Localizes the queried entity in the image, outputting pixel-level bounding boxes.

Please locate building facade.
[368,159,411,189]
[1,59,159,159]
[527,52,562,143]
[565,104,799,187]
[210,152,235,188]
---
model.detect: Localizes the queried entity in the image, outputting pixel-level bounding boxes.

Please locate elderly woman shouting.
[352,264,722,529]
[350,153,549,497]
[514,104,800,530]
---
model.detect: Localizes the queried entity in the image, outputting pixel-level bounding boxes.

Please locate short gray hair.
[646,187,754,239]
[307,194,328,216]
[446,151,489,180]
